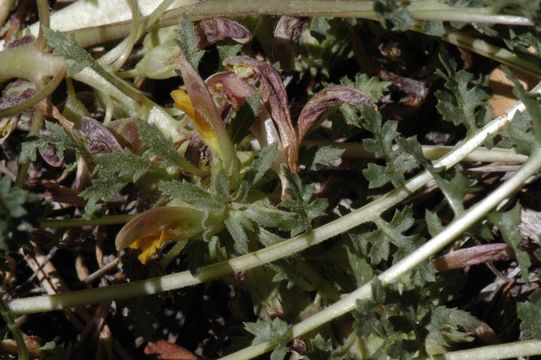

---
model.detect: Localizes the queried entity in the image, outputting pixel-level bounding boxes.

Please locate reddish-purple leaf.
[206,71,256,108]
[80,117,122,154]
[297,85,375,141]
[195,18,252,49]
[223,56,298,172]
[107,118,143,153]
[273,16,308,72]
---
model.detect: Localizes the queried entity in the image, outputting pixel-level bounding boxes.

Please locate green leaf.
[310,146,344,170]
[422,21,445,37]
[236,143,278,201]
[340,73,391,102]
[425,306,480,350]
[435,51,490,137]
[159,181,225,209]
[374,0,415,32]
[137,121,203,175]
[502,67,541,142]
[364,207,416,265]
[0,176,46,252]
[176,15,205,68]
[360,107,417,188]
[506,108,536,155]
[346,245,373,287]
[94,151,152,183]
[280,170,328,236]
[80,178,124,217]
[488,203,531,282]
[19,121,81,164]
[244,318,290,345]
[517,289,541,339]
[225,210,250,254]
[43,28,99,76]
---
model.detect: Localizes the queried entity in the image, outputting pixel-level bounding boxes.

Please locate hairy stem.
[62,1,532,48]
[302,141,528,163]
[39,214,135,228]
[8,84,538,315]
[436,339,541,360]
[221,145,541,360]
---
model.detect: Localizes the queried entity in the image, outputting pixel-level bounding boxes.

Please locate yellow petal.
[171,89,196,119]
[171,89,220,153]
[129,229,168,264]
[115,206,204,264]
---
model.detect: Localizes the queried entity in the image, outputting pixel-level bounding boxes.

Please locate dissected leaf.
[159,181,226,210]
[360,107,417,188]
[488,203,531,282]
[374,0,415,32]
[517,289,541,339]
[340,73,391,102]
[137,121,203,175]
[435,51,490,137]
[176,15,205,68]
[244,318,290,345]
[237,143,278,201]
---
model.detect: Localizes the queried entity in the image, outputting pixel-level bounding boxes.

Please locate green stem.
[436,339,541,360]
[36,0,50,51]
[8,84,537,315]
[64,0,532,47]
[0,296,28,360]
[220,145,541,360]
[303,141,528,163]
[433,26,541,78]
[39,214,135,228]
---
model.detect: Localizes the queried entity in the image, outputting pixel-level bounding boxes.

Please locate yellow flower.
[171,54,239,185]
[115,206,204,264]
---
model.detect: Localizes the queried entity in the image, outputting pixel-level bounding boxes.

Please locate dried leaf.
[432,244,513,271]
[297,85,375,141]
[273,16,308,72]
[195,17,252,49]
[144,340,198,360]
[224,56,298,171]
[80,117,122,153]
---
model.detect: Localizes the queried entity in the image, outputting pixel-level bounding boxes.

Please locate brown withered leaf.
[107,118,143,152]
[379,70,430,106]
[273,16,308,72]
[432,243,513,272]
[80,117,122,154]
[223,56,298,172]
[144,340,198,360]
[297,85,375,141]
[206,71,256,108]
[195,17,252,49]
[27,179,85,206]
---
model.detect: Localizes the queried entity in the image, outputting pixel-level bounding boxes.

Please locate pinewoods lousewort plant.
[1,0,541,359]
